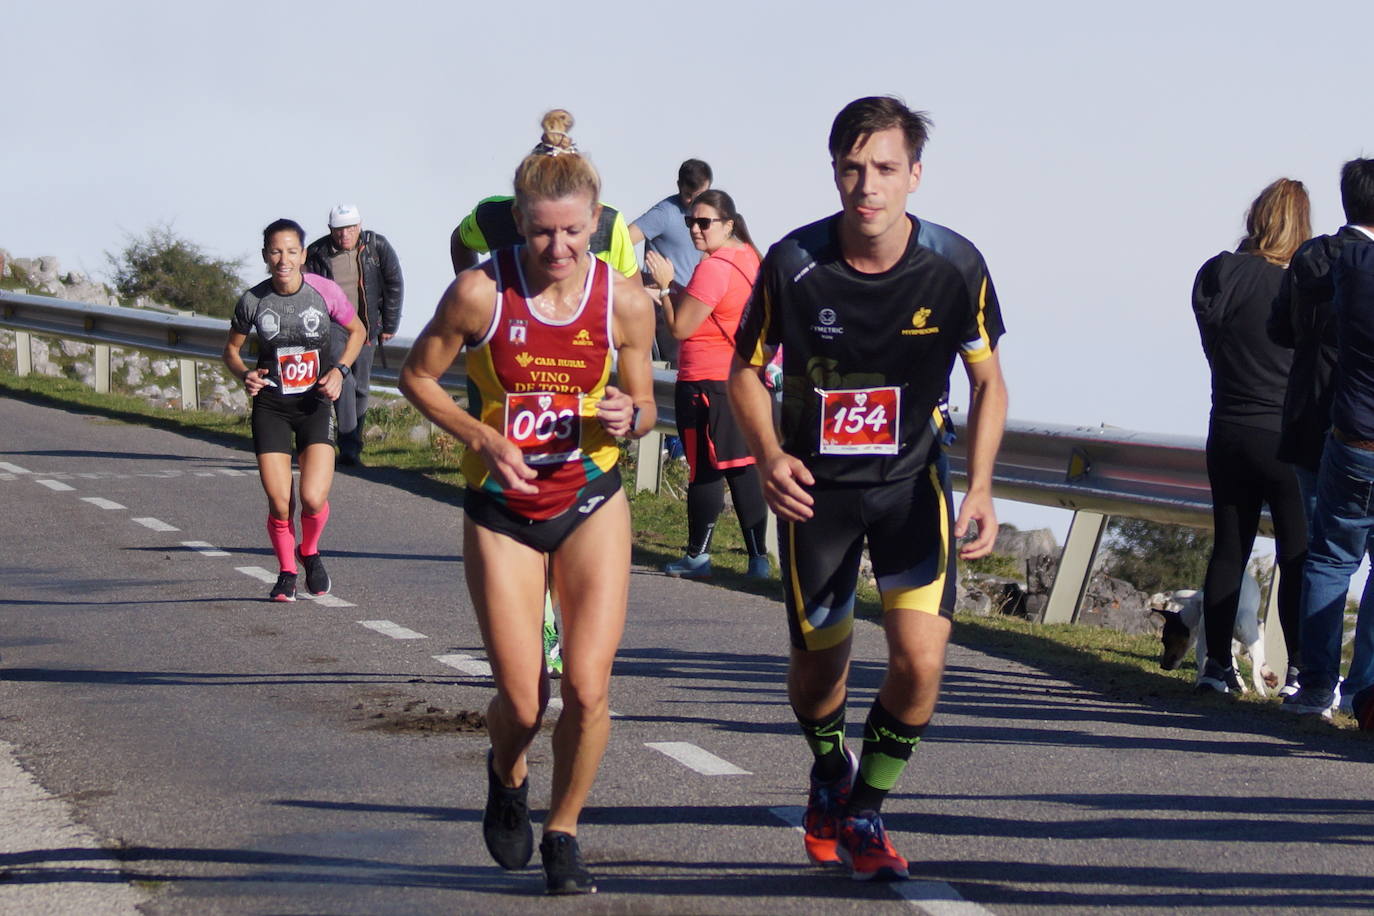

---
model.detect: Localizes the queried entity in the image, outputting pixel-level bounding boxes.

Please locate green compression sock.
[848,698,927,814]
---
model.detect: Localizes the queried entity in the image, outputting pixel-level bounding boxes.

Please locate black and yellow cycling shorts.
[780,456,957,651]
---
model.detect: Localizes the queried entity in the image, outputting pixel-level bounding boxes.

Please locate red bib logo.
[817,386,900,455]
[504,391,583,465]
[276,348,321,395]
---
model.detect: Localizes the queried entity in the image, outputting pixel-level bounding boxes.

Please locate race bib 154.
[817,386,900,455]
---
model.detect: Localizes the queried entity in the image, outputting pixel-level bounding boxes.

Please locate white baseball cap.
[328,204,361,228]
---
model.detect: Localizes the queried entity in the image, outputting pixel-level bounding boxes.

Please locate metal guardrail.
[4,292,1263,648]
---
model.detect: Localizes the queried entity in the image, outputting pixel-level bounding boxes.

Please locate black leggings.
[1202,418,1307,666]
[686,466,768,558]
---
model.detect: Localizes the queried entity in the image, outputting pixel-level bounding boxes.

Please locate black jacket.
[304,230,404,341]
[1267,227,1367,470]
[1192,249,1290,432]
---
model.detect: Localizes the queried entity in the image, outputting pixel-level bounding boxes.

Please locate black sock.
[796,702,849,782]
[847,698,926,814]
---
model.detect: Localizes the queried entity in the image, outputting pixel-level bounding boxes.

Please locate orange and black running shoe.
[836,810,909,881]
[802,747,856,865]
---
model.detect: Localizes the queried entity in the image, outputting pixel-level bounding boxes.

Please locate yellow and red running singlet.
[461,247,619,519]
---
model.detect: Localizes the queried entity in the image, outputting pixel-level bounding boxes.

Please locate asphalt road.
[2,395,1373,915]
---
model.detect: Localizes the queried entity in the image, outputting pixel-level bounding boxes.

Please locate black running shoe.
[483,750,533,870]
[269,571,297,603]
[297,549,331,596]
[540,831,596,895]
[1195,658,1244,694]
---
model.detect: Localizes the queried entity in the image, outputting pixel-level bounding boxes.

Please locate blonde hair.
[512,109,601,212]
[1241,178,1311,266]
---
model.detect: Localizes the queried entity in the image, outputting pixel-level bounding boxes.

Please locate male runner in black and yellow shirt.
[730,96,1008,881]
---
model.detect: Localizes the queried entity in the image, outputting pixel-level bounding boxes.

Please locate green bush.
[107,224,245,318]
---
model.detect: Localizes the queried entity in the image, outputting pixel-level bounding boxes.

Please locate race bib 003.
[817,386,900,455]
[504,391,583,466]
[276,347,321,395]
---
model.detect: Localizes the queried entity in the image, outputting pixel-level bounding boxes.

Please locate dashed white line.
[236,566,277,583]
[182,540,229,557]
[217,468,248,477]
[767,808,989,914]
[309,594,355,608]
[646,742,751,776]
[359,620,428,640]
[0,462,31,474]
[132,517,179,532]
[82,497,126,510]
[35,479,74,492]
[433,653,492,676]
[194,471,217,477]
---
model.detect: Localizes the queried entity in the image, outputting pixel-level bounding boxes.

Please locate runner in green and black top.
[730,96,1008,882]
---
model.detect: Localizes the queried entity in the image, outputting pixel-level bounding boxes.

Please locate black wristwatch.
[336,364,352,379]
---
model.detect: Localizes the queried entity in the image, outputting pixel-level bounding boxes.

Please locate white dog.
[1150,574,1277,696]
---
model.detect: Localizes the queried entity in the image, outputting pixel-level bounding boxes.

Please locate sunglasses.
[684,216,724,231]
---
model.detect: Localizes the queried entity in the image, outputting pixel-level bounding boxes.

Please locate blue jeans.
[1300,437,1374,693]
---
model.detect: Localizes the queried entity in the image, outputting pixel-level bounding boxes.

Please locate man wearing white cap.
[305,205,405,465]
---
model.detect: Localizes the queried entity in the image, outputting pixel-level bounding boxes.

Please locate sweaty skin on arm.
[399,268,539,494]
[954,347,1008,559]
[598,271,658,436]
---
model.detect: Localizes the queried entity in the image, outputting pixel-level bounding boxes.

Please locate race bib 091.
[276,347,321,395]
[817,386,901,455]
[504,391,583,466]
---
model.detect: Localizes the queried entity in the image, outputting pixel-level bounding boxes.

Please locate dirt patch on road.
[350,692,488,735]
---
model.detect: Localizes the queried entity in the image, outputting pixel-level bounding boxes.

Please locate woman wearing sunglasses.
[645,190,770,579]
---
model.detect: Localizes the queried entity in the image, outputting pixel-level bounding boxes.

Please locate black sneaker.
[297,550,331,596]
[269,571,297,603]
[540,831,596,895]
[1196,658,1244,694]
[483,750,532,870]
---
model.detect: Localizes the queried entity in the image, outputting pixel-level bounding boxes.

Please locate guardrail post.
[634,431,663,493]
[1043,509,1108,624]
[94,344,111,393]
[179,359,200,410]
[15,331,32,376]
[1262,566,1289,680]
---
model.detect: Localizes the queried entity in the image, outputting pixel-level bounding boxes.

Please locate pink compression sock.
[267,515,297,573]
[300,502,330,557]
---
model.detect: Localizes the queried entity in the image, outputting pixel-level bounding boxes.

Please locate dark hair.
[678,158,713,191]
[828,96,932,164]
[691,189,761,260]
[262,218,305,248]
[1341,158,1374,226]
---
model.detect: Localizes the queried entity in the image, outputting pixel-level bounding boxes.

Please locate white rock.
[60,339,91,357]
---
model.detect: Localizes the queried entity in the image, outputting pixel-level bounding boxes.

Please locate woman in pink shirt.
[646,190,769,579]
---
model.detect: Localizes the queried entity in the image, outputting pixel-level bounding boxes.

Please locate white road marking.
[182,540,229,557]
[132,517,179,532]
[194,471,217,477]
[36,479,74,491]
[646,742,751,776]
[217,468,247,477]
[892,882,994,915]
[767,808,990,914]
[82,497,126,510]
[359,620,427,640]
[433,653,492,676]
[308,594,355,608]
[0,462,31,474]
[236,566,277,583]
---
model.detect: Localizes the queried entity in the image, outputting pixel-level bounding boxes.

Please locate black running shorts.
[251,389,337,456]
[464,468,623,553]
[779,454,957,651]
[674,379,755,482]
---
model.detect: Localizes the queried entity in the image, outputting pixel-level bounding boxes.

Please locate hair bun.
[540,109,575,149]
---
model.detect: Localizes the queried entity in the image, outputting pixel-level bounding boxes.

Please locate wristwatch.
[337,364,352,379]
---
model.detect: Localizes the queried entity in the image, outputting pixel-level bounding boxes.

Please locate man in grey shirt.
[630,159,712,366]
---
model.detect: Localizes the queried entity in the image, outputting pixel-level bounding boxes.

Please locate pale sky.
[6,0,1372,540]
